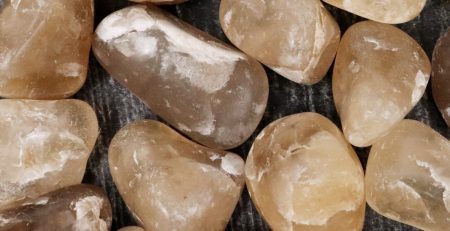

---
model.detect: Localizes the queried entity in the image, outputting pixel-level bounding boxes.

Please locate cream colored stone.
[333,21,431,147]
[0,99,98,211]
[219,0,340,84]
[366,120,450,231]
[93,5,268,150]
[246,113,365,231]
[0,0,94,99]
[323,0,426,24]
[109,120,245,231]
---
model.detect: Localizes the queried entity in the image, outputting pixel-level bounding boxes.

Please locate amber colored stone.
[432,29,450,127]
[246,113,365,231]
[323,0,426,24]
[118,226,145,231]
[366,120,450,231]
[0,0,93,99]
[333,21,431,147]
[130,0,188,4]
[93,5,268,150]
[0,99,99,211]
[109,120,245,231]
[219,0,340,84]
[0,184,112,231]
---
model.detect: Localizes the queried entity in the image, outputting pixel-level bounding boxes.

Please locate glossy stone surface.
[432,29,450,127]
[333,21,431,147]
[323,0,426,24]
[366,120,450,231]
[219,0,340,84]
[109,120,245,231]
[246,113,365,231]
[0,0,93,99]
[0,184,112,231]
[130,0,188,4]
[93,5,268,150]
[0,99,99,211]
[118,226,145,231]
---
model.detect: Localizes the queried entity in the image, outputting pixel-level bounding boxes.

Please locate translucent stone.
[333,21,431,147]
[109,120,245,231]
[118,226,145,231]
[219,0,340,84]
[0,100,99,211]
[0,0,93,99]
[0,184,112,231]
[366,120,450,231]
[93,5,268,150]
[432,29,450,127]
[130,0,188,4]
[323,0,426,24]
[246,113,365,231]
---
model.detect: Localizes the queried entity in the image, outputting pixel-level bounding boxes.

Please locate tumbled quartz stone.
[118,226,145,231]
[0,99,99,211]
[219,0,340,84]
[366,120,450,231]
[93,5,268,150]
[0,0,93,99]
[130,0,188,4]
[333,21,431,147]
[109,120,245,231]
[323,0,426,24]
[0,184,112,231]
[432,29,450,127]
[246,113,365,231]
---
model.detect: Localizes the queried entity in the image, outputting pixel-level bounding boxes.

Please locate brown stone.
[219,0,340,84]
[333,21,431,147]
[130,0,188,4]
[93,5,269,150]
[0,0,93,99]
[366,120,450,231]
[109,120,245,231]
[0,99,99,211]
[0,184,112,231]
[118,226,145,231]
[323,0,426,24]
[432,29,450,127]
[246,113,365,231]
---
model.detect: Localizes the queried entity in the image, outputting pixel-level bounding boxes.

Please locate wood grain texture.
[76,0,450,230]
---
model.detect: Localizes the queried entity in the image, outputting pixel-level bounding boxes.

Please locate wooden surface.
[77,0,450,230]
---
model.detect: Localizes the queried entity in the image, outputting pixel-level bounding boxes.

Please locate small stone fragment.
[366,120,450,231]
[246,113,365,231]
[219,0,340,84]
[93,5,268,150]
[0,99,99,211]
[0,184,112,231]
[323,0,426,24]
[333,21,431,147]
[432,29,450,127]
[0,0,94,99]
[109,120,245,231]
[130,0,188,4]
[118,226,145,231]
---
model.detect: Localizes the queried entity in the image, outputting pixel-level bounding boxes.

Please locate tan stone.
[130,0,188,4]
[219,0,340,84]
[0,99,99,211]
[118,226,146,231]
[432,29,450,127]
[93,5,268,150]
[246,113,365,231]
[333,21,431,147]
[0,184,112,231]
[366,120,450,231]
[109,120,245,231]
[0,0,93,99]
[323,0,426,24]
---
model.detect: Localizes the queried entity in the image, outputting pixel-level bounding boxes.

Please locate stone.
[93,5,268,150]
[130,0,188,4]
[0,184,112,231]
[432,29,450,127]
[366,120,450,231]
[109,120,245,231]
[246,112,365,231]
[219,0,340,84]
[323,0,426,24]
[0,0,94,99]
[118,226,145,231]
[333,21,431,147]
[0,99,99,211]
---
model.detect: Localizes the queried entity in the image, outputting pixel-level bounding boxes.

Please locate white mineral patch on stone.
[57,63,84,78]
[446,107,450,117]
[416,160,450,212]
[114,33,158,58]
[73,196,108,231]
[364,36,399,51]
[411,70,428,104]
[223,9,233,29]
[221,153,244,175]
